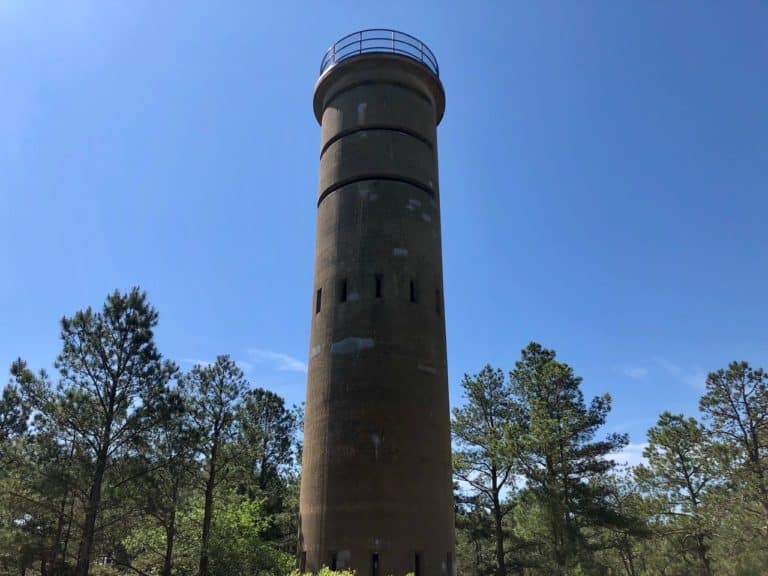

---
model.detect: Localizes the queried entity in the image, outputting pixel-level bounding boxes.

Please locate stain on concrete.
[330,337,374,355]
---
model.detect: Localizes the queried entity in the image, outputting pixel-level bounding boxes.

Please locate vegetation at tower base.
[2,292,768,575]
[452,366,518,576]
[8,289,178,576]
[453,344,643,576]
[508,343,643,574]
[181,356,248,576]
[453,344,768,576]
[0,289,301,576]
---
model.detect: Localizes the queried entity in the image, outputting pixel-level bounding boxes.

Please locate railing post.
[359,31,363,55]
[392,30,395,53]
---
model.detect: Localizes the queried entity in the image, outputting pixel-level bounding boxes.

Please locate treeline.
[2,289,767,576]
[452,347,768,575]
[1,289,302,576]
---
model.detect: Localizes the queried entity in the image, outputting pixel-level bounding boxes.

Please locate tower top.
[314,29,445,125]
[319,29,439,78]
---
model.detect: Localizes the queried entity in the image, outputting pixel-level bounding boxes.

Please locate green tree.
[699,361,768,521]
[635,413,715,575]
[508,342,630,574]
[11,288,176,576]
[136,387,200,576]
[182,355,247,576]
[0,381,28,445]
[588,473,650,576]
[455,491,501,576]
[705,481,768,574]
[240,388,298,492]
[452,365,517,576]
[4,362,89,575]
[238,388,301,553]
[0,375,33,571]
[207,494,295,576]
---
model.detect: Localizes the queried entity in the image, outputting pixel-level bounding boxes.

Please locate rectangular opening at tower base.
[371,553,379,576]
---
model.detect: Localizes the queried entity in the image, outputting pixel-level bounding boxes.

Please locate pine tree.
[12,288,176,576]
[699,361,768,521]
[181,355,247,576]
[635,413,715,575]
[508,342,629,574]
[452,365,517,576]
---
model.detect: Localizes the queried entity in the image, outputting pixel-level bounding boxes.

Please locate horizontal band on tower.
[325,80,434,111]
[320,125,434,158]
[317,175,435,207]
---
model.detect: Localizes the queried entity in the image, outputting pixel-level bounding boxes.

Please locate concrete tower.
[299,30,453,576]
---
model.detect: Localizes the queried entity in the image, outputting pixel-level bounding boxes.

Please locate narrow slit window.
[315,288,322,314]
[331,552,338,571]
[375,274,382,299]
[410,279,417,303]
[371,553,380,576]
[300,552,307,573]
[414,552,421,576]
[339,279,347,303]
[435,289,442,316]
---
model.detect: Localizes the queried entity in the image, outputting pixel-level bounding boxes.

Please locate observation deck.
[319,29,439,78]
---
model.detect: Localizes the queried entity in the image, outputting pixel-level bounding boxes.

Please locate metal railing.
[320,29,439,77]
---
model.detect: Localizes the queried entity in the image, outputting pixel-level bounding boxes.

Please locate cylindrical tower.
[299,30,453,576]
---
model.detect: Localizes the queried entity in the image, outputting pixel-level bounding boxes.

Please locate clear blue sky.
[2,2,766,464]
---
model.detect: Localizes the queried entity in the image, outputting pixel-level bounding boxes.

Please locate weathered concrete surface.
[299,53,454,576]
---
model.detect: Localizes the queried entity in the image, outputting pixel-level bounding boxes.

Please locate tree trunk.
[551,502,566,576]
[696,534,714,576]
[627,548,637,576]
[620,545,637,576]
[162,481,179,576]
[48,485,70,573]
[75,443,109,576]
[61,489,77,569]
[198,440,219,576]
[490,466,506,576]
[620,554,630,576]
[50,439,76,572]
[756,470,768,521]
[162,514,177,576]
[259,449,269,491]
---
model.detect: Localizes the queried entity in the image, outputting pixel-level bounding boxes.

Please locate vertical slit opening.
[375,274,382,299]
[415,552,421,576]
[410,279,417,303]
[315,288,322,314]
[371,553,379,576]
[331,552,338,571]
[339,279,347,303]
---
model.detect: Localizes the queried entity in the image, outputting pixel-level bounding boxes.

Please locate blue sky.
[2,2,766,465]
